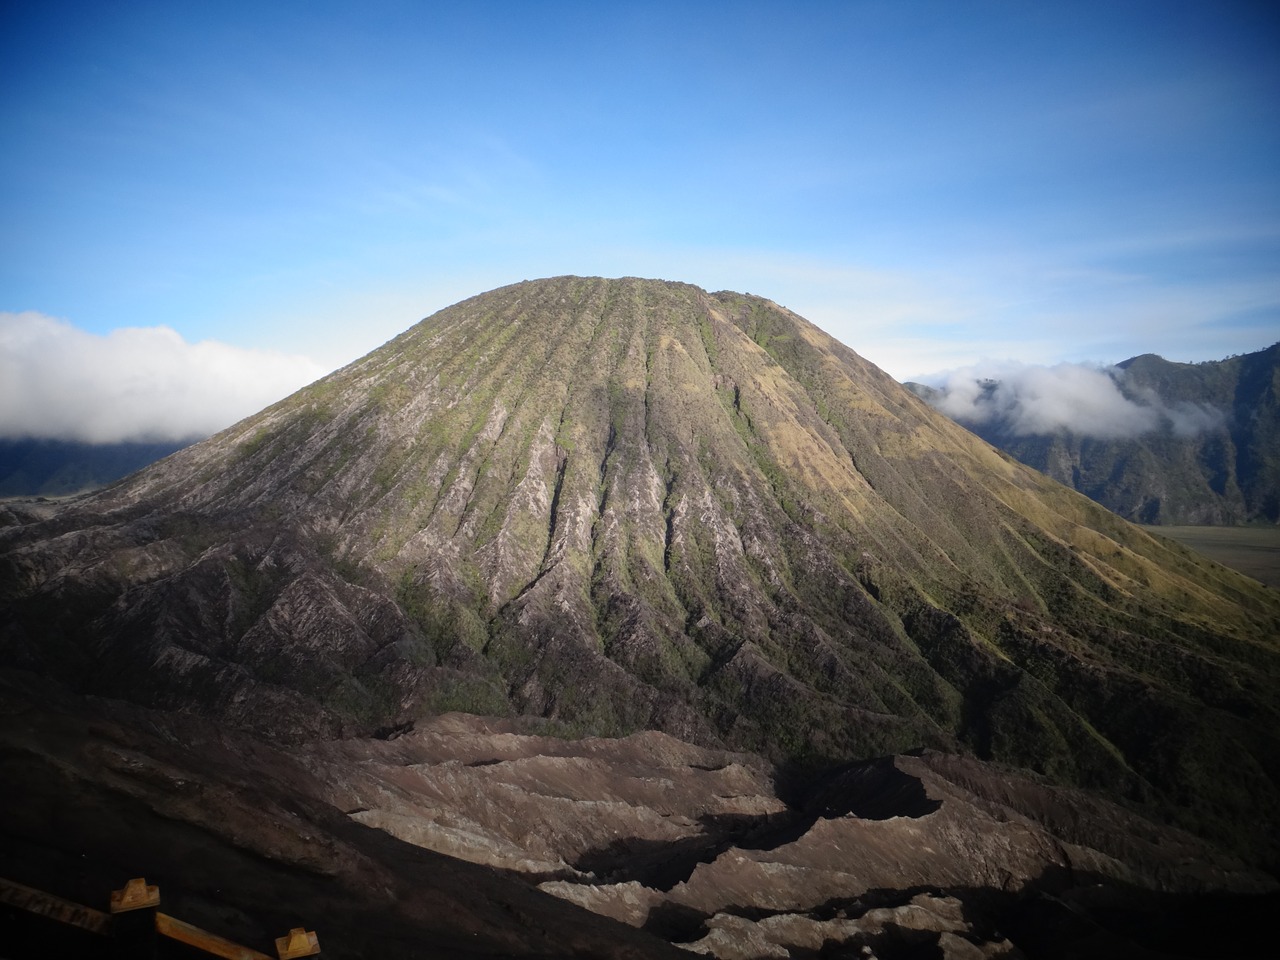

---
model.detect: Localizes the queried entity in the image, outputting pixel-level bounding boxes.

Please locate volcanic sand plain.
[1143,525,1280,588]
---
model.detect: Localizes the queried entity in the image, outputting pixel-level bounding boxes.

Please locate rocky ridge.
[302,714,1274,954]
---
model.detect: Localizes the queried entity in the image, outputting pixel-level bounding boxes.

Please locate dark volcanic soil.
[0,675,689,959]
[2,673,1275,960]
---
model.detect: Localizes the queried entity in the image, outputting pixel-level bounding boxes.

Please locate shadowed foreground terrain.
[2,674,1275,960]
[2,277,1278,957]
[0,675,687,959]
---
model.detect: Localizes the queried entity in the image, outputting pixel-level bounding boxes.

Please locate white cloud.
[922,360,1225,440]
[0,312,328,443]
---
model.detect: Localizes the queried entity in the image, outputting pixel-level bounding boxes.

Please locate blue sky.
[2,1,1278,441]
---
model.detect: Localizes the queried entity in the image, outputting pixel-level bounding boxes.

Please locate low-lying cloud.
[924,360,1225,440]
[0,312,328,444]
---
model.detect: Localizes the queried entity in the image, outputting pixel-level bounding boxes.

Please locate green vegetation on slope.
[3,277,1278,867]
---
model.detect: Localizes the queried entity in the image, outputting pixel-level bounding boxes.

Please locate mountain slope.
[909,343,1280,524]
[2,276,1278,864]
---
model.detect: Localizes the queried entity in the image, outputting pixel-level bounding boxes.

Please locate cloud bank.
[924,361,1224,440]
[0,312,328,444]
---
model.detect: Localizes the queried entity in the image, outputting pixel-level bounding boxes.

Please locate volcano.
[2,277,1278,957]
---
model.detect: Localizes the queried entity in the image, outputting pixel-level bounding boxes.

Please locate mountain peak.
[4,277,1279,866]
[1115,351,1167,369]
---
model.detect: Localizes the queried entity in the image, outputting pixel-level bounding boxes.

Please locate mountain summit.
[3,276,1278,862]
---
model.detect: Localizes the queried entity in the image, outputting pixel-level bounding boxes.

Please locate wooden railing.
[0,875,319,959]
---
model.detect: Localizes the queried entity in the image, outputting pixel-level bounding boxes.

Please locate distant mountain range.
[0,437,192,497]
[908,343,1280,525]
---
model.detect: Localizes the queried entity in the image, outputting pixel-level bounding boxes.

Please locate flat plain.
[1142,525,1280,589]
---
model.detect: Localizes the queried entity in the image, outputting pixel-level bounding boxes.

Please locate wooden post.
[109,877,160,959]
[275,926,321,958]
[109,878,160,913]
